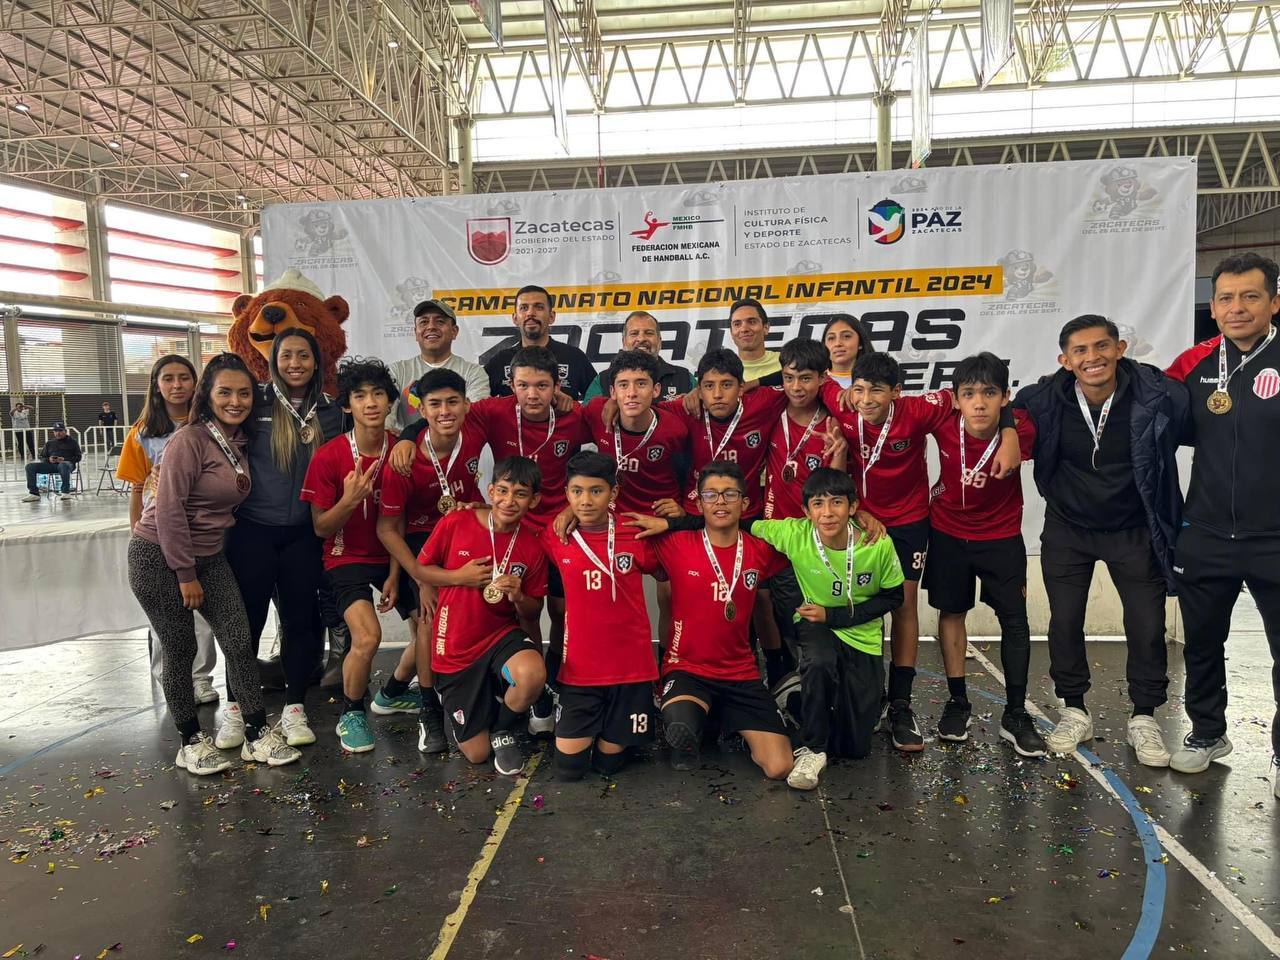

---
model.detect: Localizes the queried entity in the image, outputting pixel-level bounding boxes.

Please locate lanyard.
[810,522,856,612]
[958,419,1000,508]
[346,431,388,518]
[1073,382,1114,470]
[516,404,556,459]
[484,510,522,603]
[205,421,249,493]
[702,402,744,462]
[271,382,319,441]
[856,402,896,498]
[779,409,823,481]
[571,517,616,602]
[1217,324,1276,394]
[423,430,463,494]
[702,529,744,622]
[613,410,659,476]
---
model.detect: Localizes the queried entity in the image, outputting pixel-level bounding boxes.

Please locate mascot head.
[229,268,349,393]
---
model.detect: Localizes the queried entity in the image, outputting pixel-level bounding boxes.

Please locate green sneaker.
[370,686,423,716]
[336,711,375,753]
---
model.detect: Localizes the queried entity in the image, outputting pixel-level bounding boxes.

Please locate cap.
[413,299,457,322]
[261,268,325,302]
[52,420,67,431]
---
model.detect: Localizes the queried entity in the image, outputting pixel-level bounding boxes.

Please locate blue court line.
[0,704,157,777]
[918,669,1165,960]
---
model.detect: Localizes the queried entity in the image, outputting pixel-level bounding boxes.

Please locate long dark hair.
[190,353,254,424]
[138,353,197,438]
[822,315,877,364]
[268,326,326,472]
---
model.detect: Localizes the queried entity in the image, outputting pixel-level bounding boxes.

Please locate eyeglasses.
[698,489,743,503]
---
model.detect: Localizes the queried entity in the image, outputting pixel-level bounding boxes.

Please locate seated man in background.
[23,420,81,502]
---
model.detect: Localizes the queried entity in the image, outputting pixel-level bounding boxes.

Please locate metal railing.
[0,426,95,484]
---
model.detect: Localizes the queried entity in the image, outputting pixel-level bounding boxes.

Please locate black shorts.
[556,681,655,746]
[923,529,1026,616]
[887,518,930,583]
[660,671,787,736]
[325,562,392,617]
[434,630,539,744]
[394,532,431,620]
[547,563,565,600]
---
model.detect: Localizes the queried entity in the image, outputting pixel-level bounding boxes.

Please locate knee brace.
[592,748,627,776]
[554,747,591,781]
[662,699,706,753]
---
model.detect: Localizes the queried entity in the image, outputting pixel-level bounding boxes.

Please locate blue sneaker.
[370,686,423,715]
[336,711,375,753]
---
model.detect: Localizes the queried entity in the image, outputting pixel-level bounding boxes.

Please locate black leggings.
[225,518,324,705]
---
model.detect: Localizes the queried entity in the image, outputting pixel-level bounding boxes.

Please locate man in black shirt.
[22,420,83,502]
[582,310,693,402]
[483,284,597,400]
[1015,315,1189,766]
[97,402,119,428]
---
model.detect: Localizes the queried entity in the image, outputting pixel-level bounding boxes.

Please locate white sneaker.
[786,746,827,791]
[1046,707,1093,754]
[1169,733,1233,774]
[215,702,245,749]
[280,703,317,746]
[175,732,232,776]
[59,493,73,501]
[21,494,40,503]
[242,723,302,766]
[1127,715,1171,767]
[193,678,219,705]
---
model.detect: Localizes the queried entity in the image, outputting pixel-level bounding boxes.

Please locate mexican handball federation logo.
[467,217,511,265]
[868,199,906,245]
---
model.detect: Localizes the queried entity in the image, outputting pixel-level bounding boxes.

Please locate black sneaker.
[1000,707,1048,758]
[888,700,925,752]
[491,731,524,776]
[937,698,972,742]
[665,719,701,772]
[416,696,446,754]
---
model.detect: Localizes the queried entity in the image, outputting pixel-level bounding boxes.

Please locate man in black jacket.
[582,310,693,402]
[483,284,597,400]
[1015,315,1188,767]
[1164,252,1280,785]
[22,421,82,502]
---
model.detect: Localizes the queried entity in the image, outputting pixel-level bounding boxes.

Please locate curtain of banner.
[980,0,1015,85]
[911,17,932,167]
[544,0,569,154]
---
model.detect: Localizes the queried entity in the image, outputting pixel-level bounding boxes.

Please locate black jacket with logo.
[1165,326,1280,539]
[1014,358,1189,590]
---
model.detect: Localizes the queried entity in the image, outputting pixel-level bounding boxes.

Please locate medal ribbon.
[1217,324,1277,394]
[346,431,388,518]
[779,409,823,466]
[810,522,856,612]
[1073,382,1114,470]
[205,421,247,486]
[271,382,319,438]
[856,402,896,498]
[516,404,556,459]
[701,530,743,614]
[613,410,659,471]
[571,517,617,602]
[958,418,1000,508]
[423,430,463,498]
[702,402,744,463]
[487,510,521,587]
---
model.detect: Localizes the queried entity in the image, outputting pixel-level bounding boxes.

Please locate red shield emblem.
[466,218,510,265]
[1253,367,1280,400]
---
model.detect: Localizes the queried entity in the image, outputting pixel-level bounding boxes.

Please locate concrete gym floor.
[1,618,1277,959]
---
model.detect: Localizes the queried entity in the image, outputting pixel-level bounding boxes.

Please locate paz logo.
[868,199,905,245]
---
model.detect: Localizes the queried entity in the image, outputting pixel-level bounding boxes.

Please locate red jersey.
[379,429,486,536]
[539,523,660,685]
[419,510,548,674]
[763,408,841,520]
[301,431,397,570]
[467,396,591,529]
[653,530,786,681]
[928,410,1036,541]
[582,398,689,514]
[660,387,788,519]
[822,380,954,527]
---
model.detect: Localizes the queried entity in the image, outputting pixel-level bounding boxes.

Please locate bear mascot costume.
[226,268,352,690]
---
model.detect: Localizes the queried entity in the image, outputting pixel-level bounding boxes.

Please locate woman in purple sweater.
[128,353,301,775]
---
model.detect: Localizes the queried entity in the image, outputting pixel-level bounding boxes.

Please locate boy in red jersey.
[416,456,549,776]
[375,368,485,751]
[627,461,794,779]
[301,357,401,755]
[541,451,662,780]
[821,351,1020,753]
[923,352,1046,757]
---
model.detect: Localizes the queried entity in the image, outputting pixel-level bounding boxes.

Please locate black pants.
[1041,520,1169,710]
[1173,525,1280,754]
[225,518,324,705]
[768,564,804,657]
[794,621,883,758]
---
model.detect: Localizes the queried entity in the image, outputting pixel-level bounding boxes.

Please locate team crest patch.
[558,364,569,384]
[615,553,635,573]
[745,431,762,448]
[466,457,480,474]
[805,454,822,471]
[857,572,873,586]
[647,446,664,462]
[1254,368,1280,400]
[662,680,675,696]
[510,562,528,577]
[743,570,759,589]
[554,440,569,457]
[452,709,466,724]
[890,439,911,452]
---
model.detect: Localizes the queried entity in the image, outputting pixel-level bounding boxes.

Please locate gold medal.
[1207,390,1232,415]
[724,600,736,622]
[437,494,456,513]
[483,582,504,604]
[299,424,315,444]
